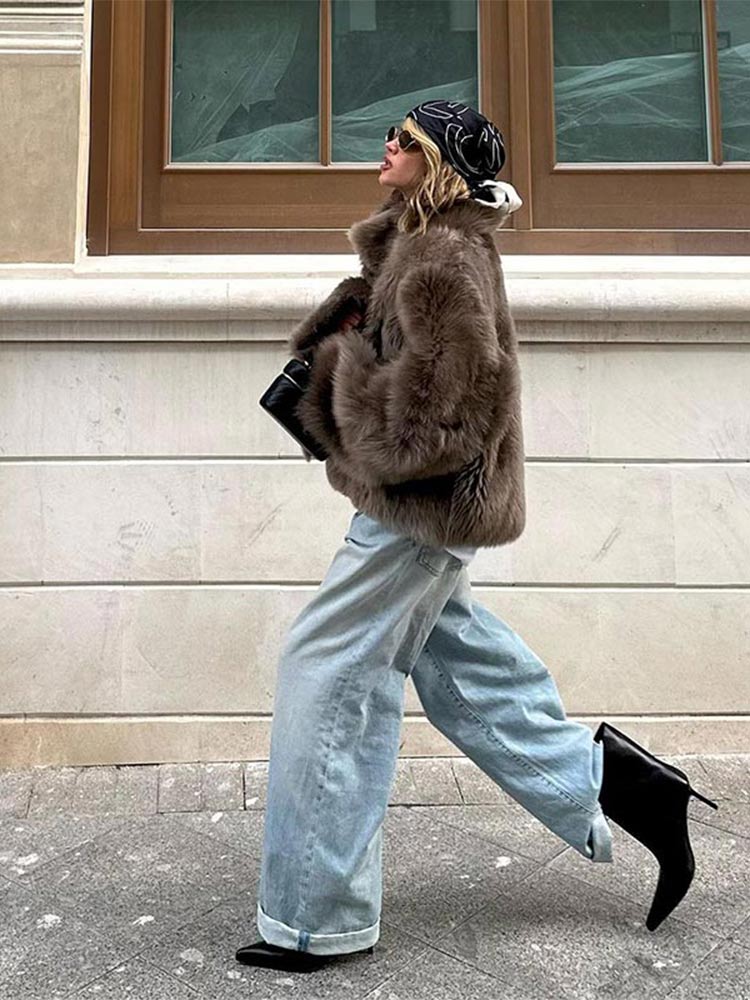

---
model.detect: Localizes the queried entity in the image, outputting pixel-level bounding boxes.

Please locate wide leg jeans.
[256,510,613,955]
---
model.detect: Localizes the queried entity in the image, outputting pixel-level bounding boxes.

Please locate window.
[87,0,749,255]
[171,0,480,166]
[717,0,750,161]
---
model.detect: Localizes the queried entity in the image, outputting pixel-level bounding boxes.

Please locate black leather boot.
[594,721,718,932]
[235,939,374,973]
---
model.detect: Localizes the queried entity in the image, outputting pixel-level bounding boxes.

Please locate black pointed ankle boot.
[593,721,718,932]
[235,939,374,973]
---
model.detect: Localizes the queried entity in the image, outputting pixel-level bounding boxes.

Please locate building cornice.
[0,255,749,343]
[0,0,83,54]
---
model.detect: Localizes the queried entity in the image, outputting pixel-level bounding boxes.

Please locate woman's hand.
[301,308,362,366]
[339,308,363,333]
[287,275,370,358]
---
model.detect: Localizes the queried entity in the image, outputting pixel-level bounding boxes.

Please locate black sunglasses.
[385,125,422,152]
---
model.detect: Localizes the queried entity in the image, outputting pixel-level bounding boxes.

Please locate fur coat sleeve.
[287,275,370,358]
[298,262,515,485]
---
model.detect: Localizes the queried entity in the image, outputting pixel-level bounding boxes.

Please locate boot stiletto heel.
[654,756,719,810]
[593,721,719,932]
[689,787,719,810]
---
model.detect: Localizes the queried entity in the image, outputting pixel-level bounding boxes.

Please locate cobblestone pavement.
[1,754,748,999]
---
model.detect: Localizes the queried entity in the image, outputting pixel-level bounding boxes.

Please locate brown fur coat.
[287,187,526,549]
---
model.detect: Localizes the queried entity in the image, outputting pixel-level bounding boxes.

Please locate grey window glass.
[717,0,750,161]
[171,0,319,163]
[552,0,708,162]
[330,0,478,163]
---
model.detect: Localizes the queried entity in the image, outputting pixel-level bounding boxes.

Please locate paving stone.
[389,759,461,805]
[139,886,429,1000]
[728,910,750,950]
[549,816,750,937]
[382,805,538,942]
[414,802,567,863]
[0,813,128,884]
[0,876,136,999]
[676,754,750,804]
[389,759,420,805]
[437,866,721,1000]
[677,755,750,841]
[1,756,747,1000]
[663,755,750,841]
[690,800,750,842]
[203,763,244,812]
[451,758,504,805]
[113,765,159,815]
[242,762,268,810]
[665,939,750,999]
[410,759,462,805]
[26,767,81,818]
[71,766,120,815]
[157,763,203,813]
[0,770,33,818]
[72,956,201,998]
[366,946,507,1000]
[171,808,265,863]
[18,766,158,820]
[25,814,256,950]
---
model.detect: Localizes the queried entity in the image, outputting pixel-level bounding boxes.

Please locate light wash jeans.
[256,509,613,955]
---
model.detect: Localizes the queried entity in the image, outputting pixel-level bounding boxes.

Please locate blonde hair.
[395,115,472,236]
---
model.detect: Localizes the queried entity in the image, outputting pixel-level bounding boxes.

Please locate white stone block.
[673,467,750,585]
[1,586,747,716]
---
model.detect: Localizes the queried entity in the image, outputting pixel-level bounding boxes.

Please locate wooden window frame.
[87,0,749,255]
[517,0,750,253]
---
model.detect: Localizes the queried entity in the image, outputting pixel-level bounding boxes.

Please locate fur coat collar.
[347,188,502,285]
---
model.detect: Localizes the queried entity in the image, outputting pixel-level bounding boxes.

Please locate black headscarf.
[406,100,513,210]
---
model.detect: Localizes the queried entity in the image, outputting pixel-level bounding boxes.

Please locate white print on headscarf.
[409,100,507,184]
[445,121,505,181]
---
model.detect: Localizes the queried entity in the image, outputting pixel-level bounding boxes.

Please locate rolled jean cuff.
[256,902,380,955]
[586,808,614,863]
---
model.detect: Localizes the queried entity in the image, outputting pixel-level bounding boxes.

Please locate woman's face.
[378,125,426,195]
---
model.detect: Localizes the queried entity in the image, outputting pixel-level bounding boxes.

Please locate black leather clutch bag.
[258,357,329,462]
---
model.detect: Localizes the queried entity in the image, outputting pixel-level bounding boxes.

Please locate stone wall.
[0,1,85,263]
[1,259,748,765]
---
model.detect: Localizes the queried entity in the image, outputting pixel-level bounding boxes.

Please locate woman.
[236,100,717,974]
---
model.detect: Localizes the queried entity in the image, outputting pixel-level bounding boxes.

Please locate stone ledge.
[1,255,749,340]
[5,252,749,277]
[0,2,84,54]
[1,714,749,768]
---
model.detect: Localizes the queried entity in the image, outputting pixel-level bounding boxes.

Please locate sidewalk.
[1,754,748,999]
